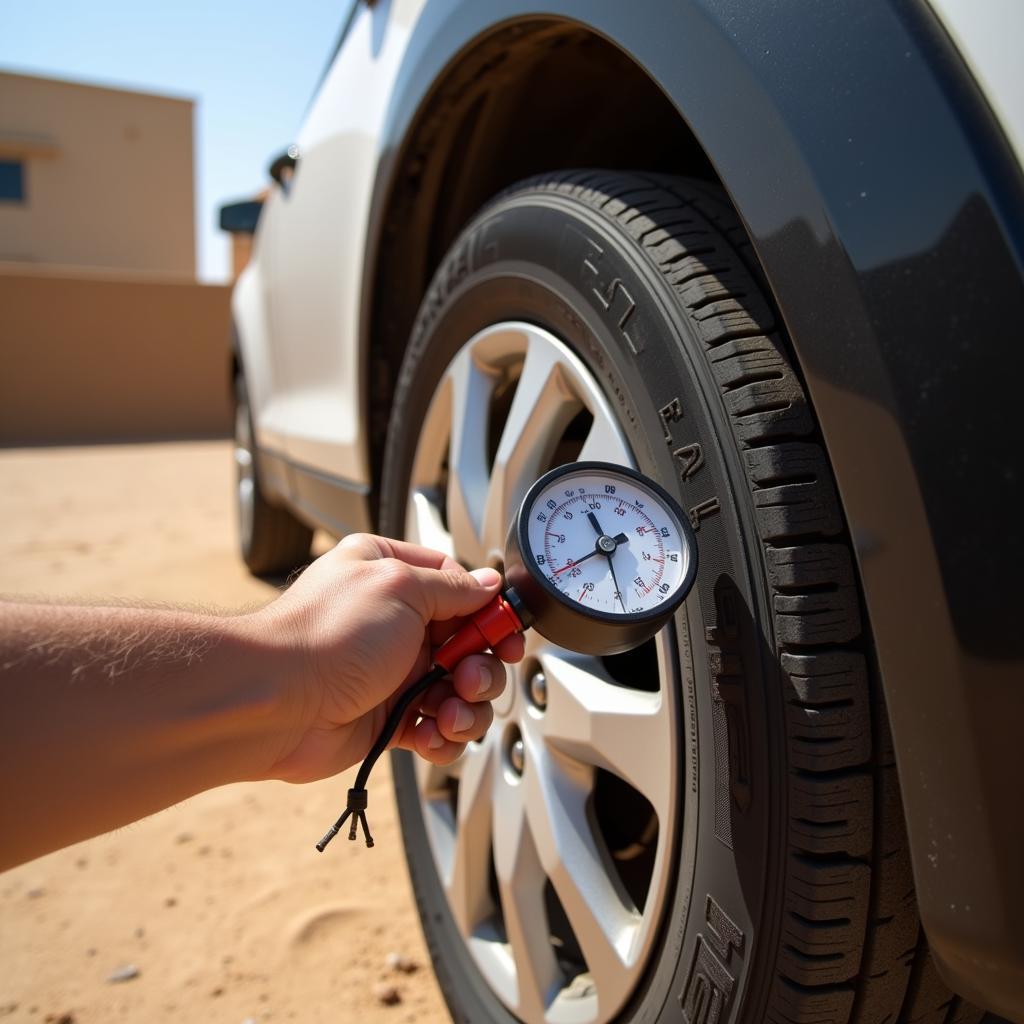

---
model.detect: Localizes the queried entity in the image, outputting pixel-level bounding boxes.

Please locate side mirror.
[218,199,264,234]
[269,145,300,191]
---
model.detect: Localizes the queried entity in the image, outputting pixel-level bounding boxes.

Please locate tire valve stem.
[315,590,529,853]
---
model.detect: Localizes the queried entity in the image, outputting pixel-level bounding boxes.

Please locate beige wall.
[0,71,195,277]
[0,267,231,445]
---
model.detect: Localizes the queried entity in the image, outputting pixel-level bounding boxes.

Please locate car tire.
[233,372,312,577]
[379,172,979,1024]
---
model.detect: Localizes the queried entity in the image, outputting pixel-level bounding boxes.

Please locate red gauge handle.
[433,589,531,672]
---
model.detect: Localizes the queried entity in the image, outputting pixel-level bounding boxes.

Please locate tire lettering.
[578,233,643,354]
[688,497,721,530]
[678,897,744,1024]
[706,583,751,843]
[659,398,683,444]
[674,442,704,481]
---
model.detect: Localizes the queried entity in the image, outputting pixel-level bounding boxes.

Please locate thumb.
[407,565,502,623]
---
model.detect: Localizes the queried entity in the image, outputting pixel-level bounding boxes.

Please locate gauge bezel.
[504,462,698,655]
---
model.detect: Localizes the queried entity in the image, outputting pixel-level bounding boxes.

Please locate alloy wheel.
[404,322,684,1024]
[234,394,255,548]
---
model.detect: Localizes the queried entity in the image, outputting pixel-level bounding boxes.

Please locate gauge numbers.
[525,470,689,618]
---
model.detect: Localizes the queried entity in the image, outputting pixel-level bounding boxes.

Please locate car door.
[257,0,424,489]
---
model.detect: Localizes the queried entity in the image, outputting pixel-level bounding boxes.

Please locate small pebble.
[210,987,224,998]
[27,887,45,899]
[134,927,145,939]
[373,983,401,1006]
[106,964,140,983]
[385,952,417,974]
[175,832,194,845]
[164,897,178,908]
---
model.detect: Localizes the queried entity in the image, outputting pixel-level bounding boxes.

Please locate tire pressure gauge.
[504,461,698,655]
[316,461,699,852]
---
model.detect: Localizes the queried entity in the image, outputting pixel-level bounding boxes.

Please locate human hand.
[247,534,525,784]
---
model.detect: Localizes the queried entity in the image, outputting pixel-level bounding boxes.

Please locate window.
[0,160,25,202]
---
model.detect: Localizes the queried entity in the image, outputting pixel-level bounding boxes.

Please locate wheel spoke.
[481,336,581,553]
[538,648,672,824]
[414,753,457,883]
[492,773,563,1021]
[407,374,456,556]
[445,744,496,937]
[406,487,454,557]
[522,733,639,1012]
[446,351,495,565]
[577,411,633,467]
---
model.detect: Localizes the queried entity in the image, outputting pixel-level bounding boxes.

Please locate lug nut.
[509,737,525,776]
[529,670,547,710]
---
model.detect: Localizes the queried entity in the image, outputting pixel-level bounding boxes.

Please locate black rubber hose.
[315,663,448,852]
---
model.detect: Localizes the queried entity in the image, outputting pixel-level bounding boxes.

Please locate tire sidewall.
[381,194,781,1023]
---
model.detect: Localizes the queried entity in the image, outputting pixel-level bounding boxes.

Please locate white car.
[229,2,1024,1022]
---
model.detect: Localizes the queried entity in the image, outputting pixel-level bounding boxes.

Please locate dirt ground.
[0,441,451,1024]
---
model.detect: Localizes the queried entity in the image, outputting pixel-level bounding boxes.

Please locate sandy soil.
[0,441,451,1024]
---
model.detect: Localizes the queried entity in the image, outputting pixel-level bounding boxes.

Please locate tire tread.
[488,171,976,1024]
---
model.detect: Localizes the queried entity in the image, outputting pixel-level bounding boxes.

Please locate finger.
[418,679,455,717]
[452,654,507,703]
[419,653,511,715]
[492,632,526,663]
[428,615,467,647]
[437,696,494,744]
[405,563,502,623]
[335,533,464,574]
[408,717,466,766]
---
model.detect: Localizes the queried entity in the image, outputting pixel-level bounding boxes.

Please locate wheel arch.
[359,0,1024,1013]
[360,15,720,525]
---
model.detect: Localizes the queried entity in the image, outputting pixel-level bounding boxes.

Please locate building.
[0,70,195,277]
[0,70,229,446]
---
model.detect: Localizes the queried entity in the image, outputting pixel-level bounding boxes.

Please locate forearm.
[0,601,291,870]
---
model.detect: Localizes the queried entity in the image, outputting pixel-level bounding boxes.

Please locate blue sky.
[1,0,353,282]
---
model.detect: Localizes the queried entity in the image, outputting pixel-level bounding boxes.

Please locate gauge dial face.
[524,468,691,619]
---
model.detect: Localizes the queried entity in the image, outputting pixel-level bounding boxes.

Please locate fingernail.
[453,704,475,733]
[470,567,501,587]
[476,662,493,696]
[427,731,445,750]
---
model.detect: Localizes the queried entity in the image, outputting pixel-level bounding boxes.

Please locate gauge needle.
[606,550,627,614]
[553,533,629,573]
[584,512,629,612]
[554,548,603,573]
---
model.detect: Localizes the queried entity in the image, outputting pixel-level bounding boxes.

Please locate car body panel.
[926,0,1024,167]
[233,0,1024,1011]
[235,0,426,494]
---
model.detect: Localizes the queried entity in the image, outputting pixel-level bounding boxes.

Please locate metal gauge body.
[504,462,698,655]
